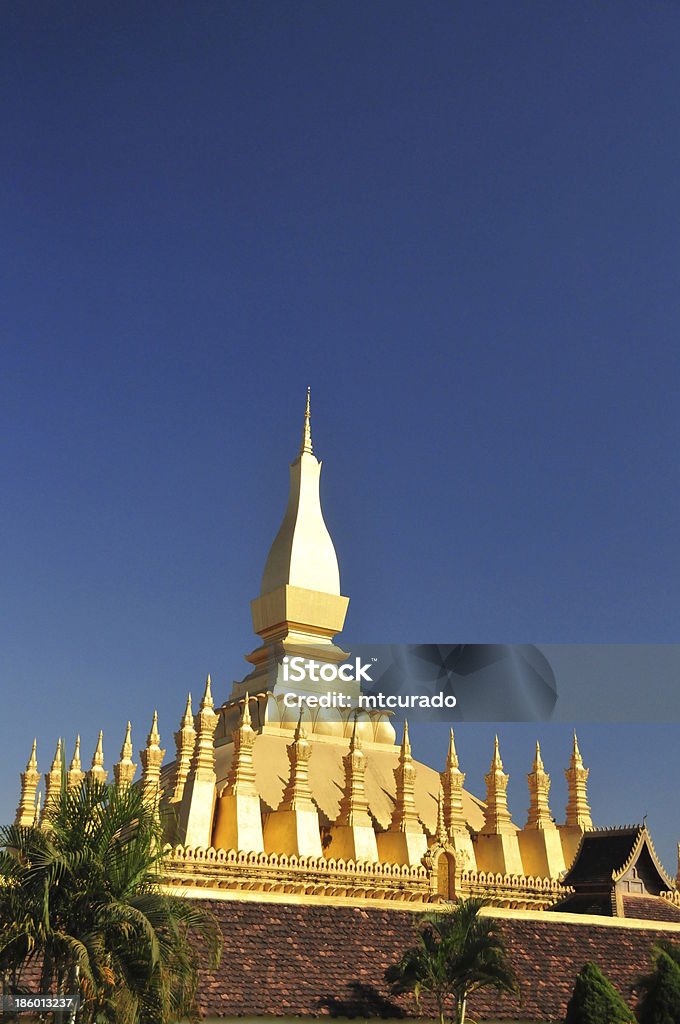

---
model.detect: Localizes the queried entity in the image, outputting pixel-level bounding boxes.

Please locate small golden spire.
[526,739,554,830]
[33,790,42,827]
[280,709,314,811]
[201,673,214,711]
[120,721,133,761]
[188,675,218,783]
[390,718,422,835]
[43,739,64,827]
[67,736,84,790]
[140,711,165,813]
[300,386,313,456]
[88,730,108,784]
[224,691,258,798]
[15,739,41,826]
[441,727,466,838]
[114,722,137,790]
[170,696,196,803]
[565,731,592,829]
[50,738,63,773]
[147,710,161,748]
[481,733,514,835]
[336,712,370,828]
[69,736,81,771]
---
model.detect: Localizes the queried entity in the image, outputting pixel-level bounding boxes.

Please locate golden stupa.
[16,392,640,912]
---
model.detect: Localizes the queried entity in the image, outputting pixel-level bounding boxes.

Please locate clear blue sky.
[1,4,679,868]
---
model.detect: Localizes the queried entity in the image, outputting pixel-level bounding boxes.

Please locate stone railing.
[161,844,435,904]
[458,869,568,910]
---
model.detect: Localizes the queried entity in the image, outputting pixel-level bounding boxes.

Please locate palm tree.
[0,777,221,1023]
[385,897,517,1024]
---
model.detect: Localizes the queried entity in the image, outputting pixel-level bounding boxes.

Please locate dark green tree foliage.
[637,948,680,1024]
[0,777,222,1024]
[564,961,634,1024]
[385,897,517,1024]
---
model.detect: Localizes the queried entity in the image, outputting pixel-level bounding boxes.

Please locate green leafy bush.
[564,961,634,1024]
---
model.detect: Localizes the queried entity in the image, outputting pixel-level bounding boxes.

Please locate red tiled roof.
[622,896,680,923]
[196,899,680,1021]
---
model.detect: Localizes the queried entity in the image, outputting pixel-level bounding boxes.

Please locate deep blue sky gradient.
[1,3,679,867]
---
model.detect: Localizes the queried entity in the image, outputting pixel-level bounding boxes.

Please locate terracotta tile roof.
[196,899,680,1021]
[622,896,680,923]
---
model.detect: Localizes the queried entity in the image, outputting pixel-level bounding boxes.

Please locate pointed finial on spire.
[147,710,161,748]
[534,740,544,771]
[182,693,193,727]
[120,722,133,761]
[401,720,411,758]
[88,730,108,783]
[294,708,307,742]
[27,738,38,771]
[201,673,214,710]
[572,731,582,761]
[51,738,63,772]
[300,386,313,456]
[93,730,104,767]
[491,734,503,770]
[446,728,459,769]
[69,736,81,772]
[349,710,361,751]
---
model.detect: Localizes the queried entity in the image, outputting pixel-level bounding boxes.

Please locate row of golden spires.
[15,672,592,838]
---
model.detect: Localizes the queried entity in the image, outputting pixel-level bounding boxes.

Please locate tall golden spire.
[337,715,372,828]
[140,711,166,813]
[565,731,592,829]
[88,730,108,784]
[224,694,258,798]
[480,736,515,835]
[279,713,316,812]
[300,386,313,456]
[67,736,84,790]
[15,739,41,826]
[258,390,341,598]
[440,728,466,837]
[389,721,421,833]
[114,722,137,789]
[526,741,555,830]
[170,694,196,803]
